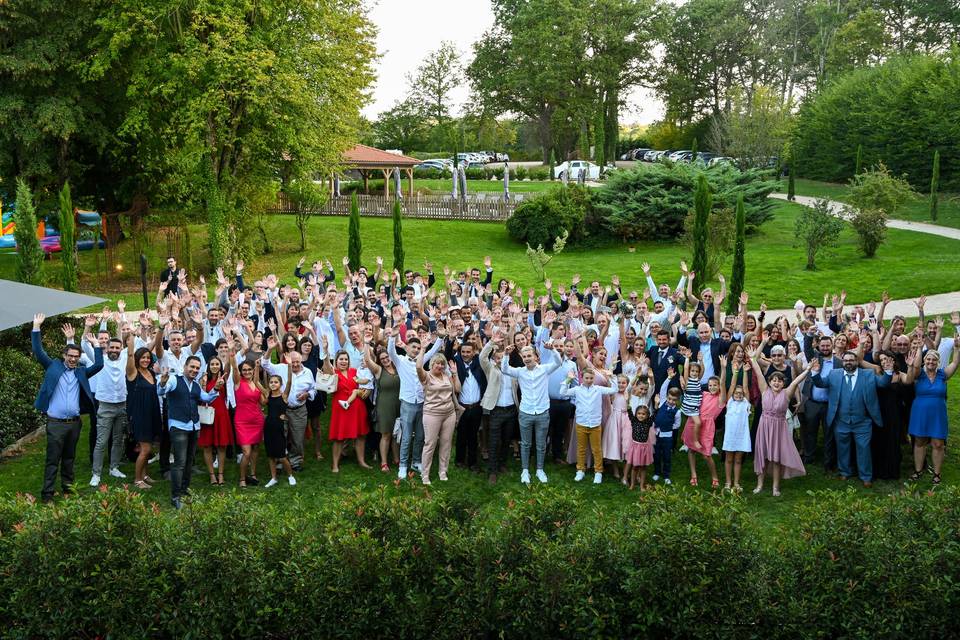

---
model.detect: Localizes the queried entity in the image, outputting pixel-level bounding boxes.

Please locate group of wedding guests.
[32,255,959,507]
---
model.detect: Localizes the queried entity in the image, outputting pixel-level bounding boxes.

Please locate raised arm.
[748,350,768,394]
[363,344,382,377]
[945,339,960,381]
[125,331,137,379]
[785,360,814,396]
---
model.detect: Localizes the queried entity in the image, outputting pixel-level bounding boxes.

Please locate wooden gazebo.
[336,144,421,197]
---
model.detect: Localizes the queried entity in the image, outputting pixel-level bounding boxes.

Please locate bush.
[412,168,447,180]
[848,207,888,258]
[3,486,958,638]
[506,185,591,250]
[514,166,529,181]
[795,198,845,270]
[0,348,44,449]
[527,166,550,181]
[592,161,775,241]
[465,167,486,180]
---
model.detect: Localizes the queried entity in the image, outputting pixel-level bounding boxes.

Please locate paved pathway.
[764,193,960,318]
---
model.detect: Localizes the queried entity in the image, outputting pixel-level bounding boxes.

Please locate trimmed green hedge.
[0,486,957,639]
[0,348,44,450]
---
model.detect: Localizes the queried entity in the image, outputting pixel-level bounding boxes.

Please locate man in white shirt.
[261,348,316,470]
[388,329,443,478]
[501,343,561,484]
[89,337,129,486]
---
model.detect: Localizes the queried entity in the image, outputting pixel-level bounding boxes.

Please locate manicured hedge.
[0,486,956,639]
[0,348,44,450]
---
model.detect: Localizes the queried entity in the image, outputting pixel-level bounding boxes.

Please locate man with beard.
[89,337,129,486]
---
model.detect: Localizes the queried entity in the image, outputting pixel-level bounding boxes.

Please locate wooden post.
[406,167,414,198]
[362,170,369,194]
[382,169,390,197]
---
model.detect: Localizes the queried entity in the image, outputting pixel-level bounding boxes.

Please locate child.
[260,373,297,487]
[624,405,656,490]
[722,362,753,491]
[652,387,681,485]
[602,374,631,482]
[684,361,727,488]
[561,368,619,484]
[679,359,704,453]
[338,367,373,410]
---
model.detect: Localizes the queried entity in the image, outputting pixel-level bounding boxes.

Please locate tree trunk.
[538,108,554,165]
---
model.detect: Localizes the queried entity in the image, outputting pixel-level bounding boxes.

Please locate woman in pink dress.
[198,357,233,486]
[748,351,814,496]
[231,358,266,488]
[324,350,371,473]
[683,364,727,489]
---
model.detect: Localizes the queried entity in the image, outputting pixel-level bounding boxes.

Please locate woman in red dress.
[198,357,234,486]
[231,357,267,488]
[324,350,371,473]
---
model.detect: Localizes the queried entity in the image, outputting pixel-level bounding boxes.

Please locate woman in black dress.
[125,333,161,490]
[867,351,904,479]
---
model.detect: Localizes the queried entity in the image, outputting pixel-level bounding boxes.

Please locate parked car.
[553,160,615,181]
[491,152,510,162]
[415,160,452,173]
[708,156,734,167]
[631,148,651,160]
[693,152,715,164]
[667,150,691,162]
[642,150,659,162]
[619,151,634,161]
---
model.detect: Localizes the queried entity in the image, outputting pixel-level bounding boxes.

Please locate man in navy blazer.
[646,329,685,390]
[811,350,892,487]
[32,313,103,502]
[452,340,487,469]
[676,322,732,387]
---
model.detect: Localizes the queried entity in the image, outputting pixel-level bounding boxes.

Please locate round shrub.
[506,184,591,249]
[0,347,44,449]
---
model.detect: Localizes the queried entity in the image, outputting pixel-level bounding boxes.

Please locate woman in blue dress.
[904,340,960,485]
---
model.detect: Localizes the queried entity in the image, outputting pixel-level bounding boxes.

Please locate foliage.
[0,348,44,450]
[795,198,845,270]
[727,195,746,314]
[854,143,863,175]
[708,86,793,170]
[930,149,940,221]
[506,185,591,251]
[392,199,404,275]
[288,181,326,252]
[525,230,569,282]
[843,163,916,257]
[527,167,550,181]
[689,173,711,280]
[12,179,44,286]
[372,98,431,152]
[549,149,556,181]
[348,194,361,271]
[788,171,796,201]
[592,161,775,241]
[594,105,606,168]
[57,182,78,292]
[407,41,461,124]
[792,54,960,190]
[689,136,698,163]
[3,486,960,638]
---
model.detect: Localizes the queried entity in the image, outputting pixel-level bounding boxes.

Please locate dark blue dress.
[908,369,948,440]
[126,372,162,443]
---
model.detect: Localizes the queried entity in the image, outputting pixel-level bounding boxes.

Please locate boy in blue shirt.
[653,387,681,485]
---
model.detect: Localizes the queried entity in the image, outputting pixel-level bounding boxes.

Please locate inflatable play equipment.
[0,206,105,254]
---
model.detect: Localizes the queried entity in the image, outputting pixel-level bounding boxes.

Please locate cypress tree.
[727,194,746,314]
[690,174,711,283]
[549,148,556,181]
[854,143,863,175]
[392,198,404,274]
[788,170,796,201]
[595,106,606,169]
[58,182,78,292]
[690,137,698,163]
[348,193,362,271]
[929,149,940,221]
[13,178,44,286]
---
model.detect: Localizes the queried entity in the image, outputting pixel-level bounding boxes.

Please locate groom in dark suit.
[811,351,892,487]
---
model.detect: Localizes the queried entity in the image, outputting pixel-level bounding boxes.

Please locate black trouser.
[654,436,673,478]
[159,405,171,474]
[487,406,516,474]
[548,398,574,461]
[169,428,198,501]
[802,399,836,470]
[455,404,483,467]
[87,399,99,464]
[42,417,81,500]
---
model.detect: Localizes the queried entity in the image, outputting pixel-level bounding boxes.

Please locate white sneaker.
[593,472,602,484]
[148,454,159,464]
[439,473,448,481]
[520,469,531,484]
[109,467,126,479]
[398,465,408,479]
[288,475,297,486]
[412,462,422,472]
[574,470,585,482]
[664,478,672,485]
[679,445,689,452]
[236,453,243,464]
[536,469,548,484]
[264,478,278,488]
[652,474,660,481]
[213,458,219,469]
[89,474,100,487]
[711,447,719,455]
[339,400,349,410]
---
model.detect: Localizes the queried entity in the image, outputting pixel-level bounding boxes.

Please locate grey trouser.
[286,404,308,467]
[42,417,81,499]
[92,401,127,475]
[518,410,550,471]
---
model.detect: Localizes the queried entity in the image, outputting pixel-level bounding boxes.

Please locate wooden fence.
[268,193,524,221]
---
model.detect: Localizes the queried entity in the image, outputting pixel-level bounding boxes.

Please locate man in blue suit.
[645,329,685,391]
[32,313,103,502]
[811,351,892,487]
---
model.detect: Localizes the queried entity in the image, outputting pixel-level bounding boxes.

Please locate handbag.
[315,372,338,393]
[198,404,216,425]
[785,408,801,431]
[392,417,403,443]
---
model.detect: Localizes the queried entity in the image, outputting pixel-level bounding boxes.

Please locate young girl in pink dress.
[602,374,630,480]
[683,367,727,488]
[625,405,656,490]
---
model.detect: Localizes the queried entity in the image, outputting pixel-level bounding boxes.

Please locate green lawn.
[2,199,958,310]
[783,177,960,229]
[1,375,957,529]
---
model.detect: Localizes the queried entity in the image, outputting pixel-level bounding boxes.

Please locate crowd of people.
[31,254,960,508]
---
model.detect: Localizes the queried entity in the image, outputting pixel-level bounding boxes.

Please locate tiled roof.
[343,144,421,167]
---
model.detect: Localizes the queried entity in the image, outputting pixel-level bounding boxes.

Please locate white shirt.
[261,359,315,407]
[92,352,127,403]
[459,363,481,404]
[548,357,578,399]
[500,349,561,414]
[562,380,618,427]
[496,375,516,407]
[388,337,443,404]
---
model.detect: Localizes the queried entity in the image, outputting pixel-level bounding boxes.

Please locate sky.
[363,0,663,126]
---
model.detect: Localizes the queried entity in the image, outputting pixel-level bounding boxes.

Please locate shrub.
[506,185,590,250]
[465,167,486,180]
[514,166,529,181]
[13,178,44,286]
[848,207,888,258]
[592,161,775,241]
[845,163,916,257]
[527,166,550,181]
[0,348,44,449]
[795,198,845,270]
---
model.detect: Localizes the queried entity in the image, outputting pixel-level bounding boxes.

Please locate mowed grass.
[1,374,957,528]
[0,199,958,311]
[782,177,960,229]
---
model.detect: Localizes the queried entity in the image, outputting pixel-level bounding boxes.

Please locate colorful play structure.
[0,204,106,255]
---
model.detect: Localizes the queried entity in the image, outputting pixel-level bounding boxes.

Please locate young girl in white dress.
[721,361,752,492]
